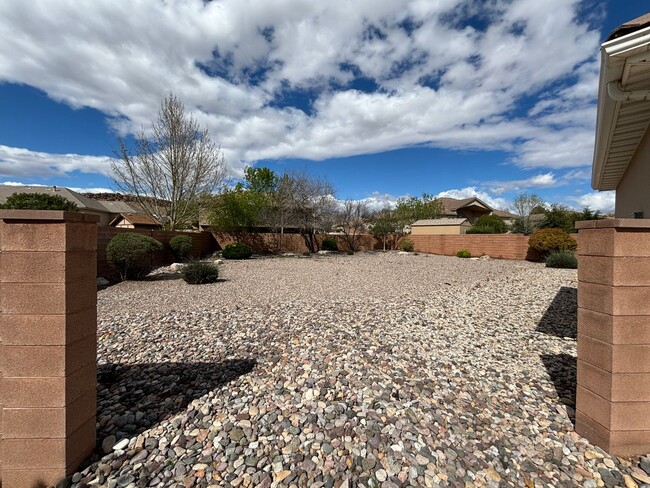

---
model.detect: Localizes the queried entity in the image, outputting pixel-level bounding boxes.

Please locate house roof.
[0,185,111,213]
[112,212,160,226]
[97,200,142,214]
[439,197,493,213]
[492,209,518,219]
[412,218,470,226]
[593,15,650,190]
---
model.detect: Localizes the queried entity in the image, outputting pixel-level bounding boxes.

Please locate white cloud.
[0,145,113,178]
[0,0,602,178]
[484,172,557,194]
[571,191,615,213]
[437,186,510,210]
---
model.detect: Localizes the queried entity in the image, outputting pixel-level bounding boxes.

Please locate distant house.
[592,13,650,218]
[110,212,161,229]
[411,218,471,235]
[438,197,517,225]
[0,185,162,227]
[439,197,494,224]
[0,185,115,225]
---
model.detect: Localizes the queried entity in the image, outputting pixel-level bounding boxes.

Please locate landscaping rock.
[71,253,645,487]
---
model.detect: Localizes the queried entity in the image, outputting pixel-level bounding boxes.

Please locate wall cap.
[0,210,100,223]
[576,218,650,230]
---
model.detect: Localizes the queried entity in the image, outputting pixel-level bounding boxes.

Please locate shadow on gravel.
[540,353,576,425]
[96,359,257,442]
[142,273,184,282]
[536,286,577,339]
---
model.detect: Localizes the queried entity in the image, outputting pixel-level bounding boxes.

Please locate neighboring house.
[439,197,517,225]
[592,13,650,217]
[439,197,494,224]
[110,212,161,229]
[411,218,472,235]
[0,185,162,227]
[0,185,115,225]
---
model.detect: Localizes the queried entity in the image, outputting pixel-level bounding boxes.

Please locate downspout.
[607,81,650,101]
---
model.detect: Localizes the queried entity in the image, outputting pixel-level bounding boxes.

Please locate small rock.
[113,438,129,451]
[102,435,117,454]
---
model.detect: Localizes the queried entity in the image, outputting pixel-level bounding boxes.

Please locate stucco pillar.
[576,219,650,456]
[0,211,98,487]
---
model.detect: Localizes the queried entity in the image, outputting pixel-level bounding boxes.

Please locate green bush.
[182,260,219,284]
[465,226,493,234]
[106,233,164,280]
[456,249,471,258]
[321,236,339,251]
[466,214,508,234]
[545,250,578,269]
[0,192,79,211]
[169,235,193,261]
[528,228,577,256]
[399,238,414,252]
[222,242,252,260]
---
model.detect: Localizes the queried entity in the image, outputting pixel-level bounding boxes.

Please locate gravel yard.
[74,253,649,488]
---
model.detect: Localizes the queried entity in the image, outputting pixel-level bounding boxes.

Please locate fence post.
[575,219,650,455]
[0,211,98,487]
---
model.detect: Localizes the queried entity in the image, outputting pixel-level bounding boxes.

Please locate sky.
[0,0,647,213]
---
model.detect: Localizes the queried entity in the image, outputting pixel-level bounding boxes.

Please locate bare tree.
[338,200,369,253]
[112,93,226,230]
[511,193,544,235]
[290,172,336,253]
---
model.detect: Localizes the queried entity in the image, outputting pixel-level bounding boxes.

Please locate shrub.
[465,226,493,234]
[456,249,471,258]
[321,236,339,251]
[528,228,577,256]
[466,214,508,234]
[399,238,414,252]
[169,235,193,261]
[106,233,164,280]
[182,260,219,284]
[222,242,252,260]
[545,250,578,269]
[0,192,79,211]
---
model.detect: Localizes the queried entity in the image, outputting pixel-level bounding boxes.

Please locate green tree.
[369,211,399,250]
[0,192,79,211]
[466,214,508,234]
[394,193,444,230]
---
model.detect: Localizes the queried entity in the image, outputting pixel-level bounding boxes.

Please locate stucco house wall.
[411,223,470,235]
[615,128,650,218]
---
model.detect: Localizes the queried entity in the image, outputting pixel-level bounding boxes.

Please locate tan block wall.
[0,211,98,487]
[410,233,545,261]
[576,223,650,456]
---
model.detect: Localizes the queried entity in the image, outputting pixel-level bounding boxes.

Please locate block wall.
[576,221,650,456]
[410,233,545,261]
[0,211,98,487]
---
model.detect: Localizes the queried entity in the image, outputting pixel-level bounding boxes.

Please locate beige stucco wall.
[616,128,650,218]
[83,210,112,226]
[411,224,470,235]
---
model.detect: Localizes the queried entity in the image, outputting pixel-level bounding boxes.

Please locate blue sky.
[0,0,646,212]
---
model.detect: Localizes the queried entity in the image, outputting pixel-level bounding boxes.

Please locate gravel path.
[72,253,649,488]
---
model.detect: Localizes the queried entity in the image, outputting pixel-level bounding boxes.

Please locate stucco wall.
[616,128,650,218]
[411,225,469,235]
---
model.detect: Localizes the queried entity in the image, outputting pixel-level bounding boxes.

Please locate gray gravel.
[70,252,649,487]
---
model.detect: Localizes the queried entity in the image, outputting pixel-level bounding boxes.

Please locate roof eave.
[593,25,650,191]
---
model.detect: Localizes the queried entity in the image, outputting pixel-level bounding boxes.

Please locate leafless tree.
[338,200,369,253]
[290,172,336,253]
[112,93,226,230]
[511,193,544,235]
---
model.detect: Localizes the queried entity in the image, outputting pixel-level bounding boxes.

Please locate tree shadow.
[540,353,576,424]
[96,359,256,443]
[536,286,577,339]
